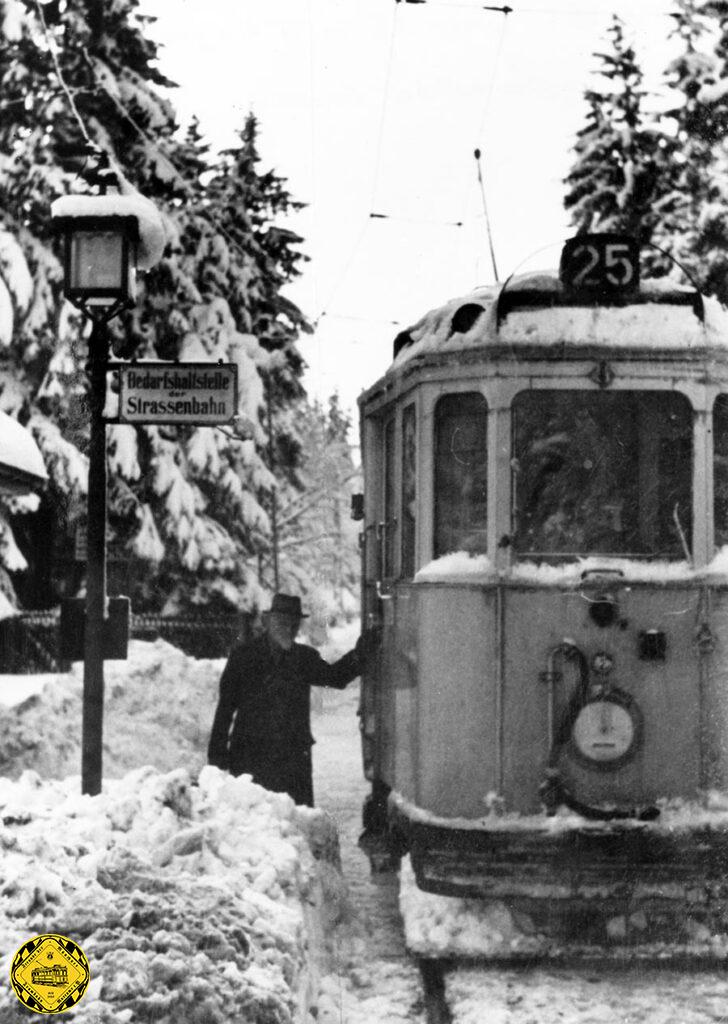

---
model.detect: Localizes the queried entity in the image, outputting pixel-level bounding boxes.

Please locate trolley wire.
[33,0,93,145]
[370,1,400,211]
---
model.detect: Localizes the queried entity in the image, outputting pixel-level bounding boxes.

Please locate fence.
[0,610,251,674]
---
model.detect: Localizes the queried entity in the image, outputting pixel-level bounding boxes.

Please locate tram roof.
[387,271,728,372]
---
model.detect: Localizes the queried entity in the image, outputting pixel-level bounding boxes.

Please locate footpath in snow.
[311,683,425,1024]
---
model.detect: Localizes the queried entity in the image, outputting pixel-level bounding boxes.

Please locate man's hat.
[270,593,308,618]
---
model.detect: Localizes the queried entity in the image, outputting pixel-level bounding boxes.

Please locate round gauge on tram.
[570,691,641,770]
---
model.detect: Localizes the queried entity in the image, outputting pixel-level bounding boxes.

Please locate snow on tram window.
[434,393,488,557]
[512,391,692,560]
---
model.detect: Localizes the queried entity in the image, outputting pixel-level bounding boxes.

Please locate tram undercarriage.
[393,806,728,955]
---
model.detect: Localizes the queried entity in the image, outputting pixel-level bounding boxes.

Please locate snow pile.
[399,857,547,958]
[414,552,494,582]
[0,765,334,1023]
[414,550,728,585]
[510,555,695,585]
[0,640,223,780]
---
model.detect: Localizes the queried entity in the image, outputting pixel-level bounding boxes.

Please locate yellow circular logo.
[10,934,90,1014]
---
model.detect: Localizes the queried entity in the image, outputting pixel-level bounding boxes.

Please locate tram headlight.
[569,689,642,771]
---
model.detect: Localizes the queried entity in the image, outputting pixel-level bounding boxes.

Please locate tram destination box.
[116,362,238,425]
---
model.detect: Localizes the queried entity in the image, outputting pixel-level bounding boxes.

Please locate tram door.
[360,411,397,787]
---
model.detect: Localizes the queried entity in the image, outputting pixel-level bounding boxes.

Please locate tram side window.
[512,391,692,559]
[383,417,396,577]
[714,396,728,548]
[434,393,488,556]
[401,404,417,577]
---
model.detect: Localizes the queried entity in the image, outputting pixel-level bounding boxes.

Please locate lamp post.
[53,212,139,796]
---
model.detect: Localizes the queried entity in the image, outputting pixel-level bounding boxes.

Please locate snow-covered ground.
[0,638,344,1023]
[3,636,728,1022]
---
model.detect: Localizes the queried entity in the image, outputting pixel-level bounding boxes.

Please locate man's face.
[267,611,300,651]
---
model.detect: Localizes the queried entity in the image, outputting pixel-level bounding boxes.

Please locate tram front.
[358,234,728,955]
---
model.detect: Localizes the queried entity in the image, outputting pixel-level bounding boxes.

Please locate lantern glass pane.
[70,231,124,295]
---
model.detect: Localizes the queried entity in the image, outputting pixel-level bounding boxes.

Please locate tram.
[357,234,728,953]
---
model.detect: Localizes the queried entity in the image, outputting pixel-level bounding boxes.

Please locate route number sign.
[117,362,238,425]
[560,234,639,298]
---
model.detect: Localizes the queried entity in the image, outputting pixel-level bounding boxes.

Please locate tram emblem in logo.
[10,933,90,1014]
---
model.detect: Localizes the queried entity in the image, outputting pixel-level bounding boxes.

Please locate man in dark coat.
[208,593,368,806]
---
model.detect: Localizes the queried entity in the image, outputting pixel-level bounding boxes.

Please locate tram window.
[512,391,692,559]
[434,392,488,556]
[401,404,417,577]
[383,417,396,576]
[714,396,728,548]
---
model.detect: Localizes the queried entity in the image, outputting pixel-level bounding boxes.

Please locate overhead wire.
[34,0,598,338]
[369,211,465,227]
[329,0,511,320]
[370,1,400,211]
[35,0,315,299]
[310,1,399,329]
[310,220,371,329]
[33,0,93,145]
[459,1,511,283]
[38,3,377,340]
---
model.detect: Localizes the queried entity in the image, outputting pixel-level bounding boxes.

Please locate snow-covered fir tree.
[0,0,311,614]
[564,15,666,248]
[667,0,728,302]
[276,394,361,623]
[651,0,728,291]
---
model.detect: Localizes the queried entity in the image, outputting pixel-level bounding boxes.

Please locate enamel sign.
[117,362,238,425]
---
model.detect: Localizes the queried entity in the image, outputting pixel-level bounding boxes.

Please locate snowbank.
[0,765,335,1022]
[0,638,354,1021]
[0,639,221,780]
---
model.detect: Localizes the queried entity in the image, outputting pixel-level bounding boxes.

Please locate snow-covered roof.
[390,271,728,369]
[0,412,47,495]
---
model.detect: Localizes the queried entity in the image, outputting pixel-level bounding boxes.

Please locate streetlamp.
[53,191,164,795]
[56,214,139,315]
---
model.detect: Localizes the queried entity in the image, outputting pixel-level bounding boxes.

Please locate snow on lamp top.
[51,190,166,271]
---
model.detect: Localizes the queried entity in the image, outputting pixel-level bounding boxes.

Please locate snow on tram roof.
[391,271,728,368]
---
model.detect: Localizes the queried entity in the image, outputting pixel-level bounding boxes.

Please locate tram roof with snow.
[357,235,728,957]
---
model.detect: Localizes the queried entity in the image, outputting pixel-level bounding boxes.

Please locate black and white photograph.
[1,0,728,1020]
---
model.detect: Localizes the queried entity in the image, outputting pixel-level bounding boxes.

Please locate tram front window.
[512,391,692,559]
